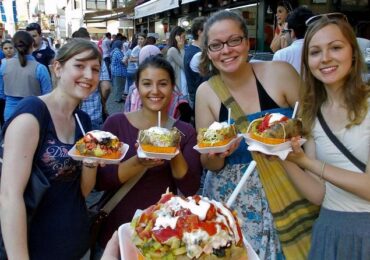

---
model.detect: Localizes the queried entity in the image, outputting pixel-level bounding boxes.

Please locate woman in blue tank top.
[0,39,101,259]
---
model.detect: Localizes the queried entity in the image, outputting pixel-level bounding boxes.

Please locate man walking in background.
[102,32,112,77]
[26,22,55,73]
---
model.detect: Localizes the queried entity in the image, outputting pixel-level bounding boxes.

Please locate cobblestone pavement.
[105,92,124,116]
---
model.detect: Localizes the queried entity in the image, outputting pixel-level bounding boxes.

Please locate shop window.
[341,0,368,6]
[86,0,107,10]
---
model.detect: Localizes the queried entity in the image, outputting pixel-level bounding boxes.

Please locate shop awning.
[84,2,135,23]
[134,0,179,19]
[181,0,197,4]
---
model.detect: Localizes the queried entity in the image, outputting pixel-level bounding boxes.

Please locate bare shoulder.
[196,81,218,103]
[195,80,221,129]
[254,61,299,88]
[252,61,299,107]
[254,61,298,77]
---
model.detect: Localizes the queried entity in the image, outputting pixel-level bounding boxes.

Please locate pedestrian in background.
[123,33,146,98]
[0,40,14,126]
[273,6,314,74]
[26,22,55,73]
[110,40,126,103]
[166,26,187,99]
[270,0,294,53]
[1,40,14,60]
[102,32,112,76]
[184,16,207,109]
[0,31,52,122]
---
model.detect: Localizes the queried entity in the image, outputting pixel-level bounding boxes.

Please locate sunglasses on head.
[305,12,348,26]
[280,1,293,12]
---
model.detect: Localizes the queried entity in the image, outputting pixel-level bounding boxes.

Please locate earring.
[209,63,213,73]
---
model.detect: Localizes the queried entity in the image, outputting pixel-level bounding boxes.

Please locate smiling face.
[54,50,101,99]
[138,66,174,112]
[2,42,14,59]
[206,19,249,75]
[307,24,353,89]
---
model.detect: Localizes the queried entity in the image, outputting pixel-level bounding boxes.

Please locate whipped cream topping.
[147,126,171,134]
[268,113,286,126]
[153,196,241,243]
[88,130,117,142]
[208,121,229,130]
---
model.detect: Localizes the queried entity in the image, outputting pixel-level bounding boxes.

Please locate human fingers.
[137,157,164,167]
[101,231,120,260]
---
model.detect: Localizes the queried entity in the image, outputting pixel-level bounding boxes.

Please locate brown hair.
[199,10,248,77]
[55,38,101,66]
[299,17,369,135]
[12,31,34,67]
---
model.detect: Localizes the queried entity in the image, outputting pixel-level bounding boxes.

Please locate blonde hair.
[299,17,369,135]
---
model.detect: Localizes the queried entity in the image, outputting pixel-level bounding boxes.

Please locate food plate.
[118,223,260,260]
[243,134,306,160]
[193,135,242,154]
[137,145,179,160]
[68,142,129,164]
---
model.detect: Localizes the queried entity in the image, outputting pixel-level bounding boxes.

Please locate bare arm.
[80,164,98,197]
[0,114,39,259]
[281,138,326,205]
[117,151,164,184]
[195,83,240,171]
[270,33,282,53]
[270,23,287,53]
[170,152,188,179]
[284,137,370,203]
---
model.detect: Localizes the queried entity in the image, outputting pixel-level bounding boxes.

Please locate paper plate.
[243,134,306,160]
[193,136,241,154]
[137,145,179,160]
[118,223,260,260]
[68,143,129,164]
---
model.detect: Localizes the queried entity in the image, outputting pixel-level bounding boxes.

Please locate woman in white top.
[282,13,370,260]
[166,26,188,100]
[124,33,146,95]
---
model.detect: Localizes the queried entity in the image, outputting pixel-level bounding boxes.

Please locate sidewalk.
[105,92,124,116]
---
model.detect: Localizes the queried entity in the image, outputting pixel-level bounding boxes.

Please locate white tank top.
[313,104,370,212]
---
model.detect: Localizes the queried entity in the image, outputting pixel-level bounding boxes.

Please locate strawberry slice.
[258,114,272,132]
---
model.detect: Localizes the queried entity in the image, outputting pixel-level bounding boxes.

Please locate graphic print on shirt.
[41,138,81,181]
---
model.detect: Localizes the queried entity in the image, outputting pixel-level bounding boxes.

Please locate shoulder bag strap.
[208,75,249,132]
[100,171,145,214]
[101,116,177,215]
[317,110,366,172]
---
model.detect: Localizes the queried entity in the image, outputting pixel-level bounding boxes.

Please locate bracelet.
[83,162,97,168]
[320,161,326,180]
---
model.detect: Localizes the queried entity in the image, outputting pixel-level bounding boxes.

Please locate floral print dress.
[203,108,292,260]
